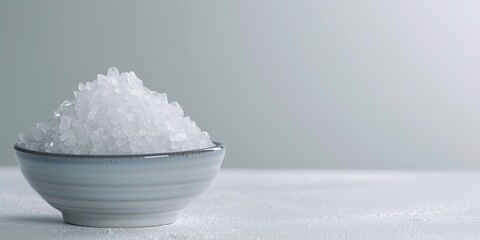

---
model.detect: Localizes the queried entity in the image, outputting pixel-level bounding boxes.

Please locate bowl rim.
[14,141,225,159]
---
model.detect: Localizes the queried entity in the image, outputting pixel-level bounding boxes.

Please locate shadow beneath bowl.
[1,214,75,239]
[4,214,64,225]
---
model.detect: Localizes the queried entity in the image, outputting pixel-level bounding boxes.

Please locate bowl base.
[61,210,179,228]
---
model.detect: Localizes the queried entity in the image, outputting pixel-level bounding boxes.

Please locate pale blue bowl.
[14,142,225,228]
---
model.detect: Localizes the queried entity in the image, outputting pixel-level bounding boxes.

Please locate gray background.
[1,0,480,169]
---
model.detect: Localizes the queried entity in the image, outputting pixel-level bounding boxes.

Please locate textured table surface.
[1,167,480,240]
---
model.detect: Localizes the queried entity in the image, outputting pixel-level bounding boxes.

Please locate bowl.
[14,142,225,228]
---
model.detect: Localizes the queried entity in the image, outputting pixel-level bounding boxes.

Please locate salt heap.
[16,67,214,154]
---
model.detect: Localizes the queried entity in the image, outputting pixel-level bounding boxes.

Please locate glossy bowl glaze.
[14,142,225,227]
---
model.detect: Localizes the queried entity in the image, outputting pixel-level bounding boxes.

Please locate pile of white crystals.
[16,67,214,154]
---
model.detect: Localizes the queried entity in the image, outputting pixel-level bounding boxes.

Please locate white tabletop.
[1,167,480,240]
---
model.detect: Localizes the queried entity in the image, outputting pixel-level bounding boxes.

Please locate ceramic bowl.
[14,142,225,228]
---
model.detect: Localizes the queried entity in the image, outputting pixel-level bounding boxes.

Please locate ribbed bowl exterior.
[14,144,225,227]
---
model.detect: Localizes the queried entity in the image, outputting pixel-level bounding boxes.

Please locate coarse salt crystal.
[16,67,214,154]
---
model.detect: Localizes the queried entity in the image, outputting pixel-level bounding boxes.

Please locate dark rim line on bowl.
[14,141,225,159]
